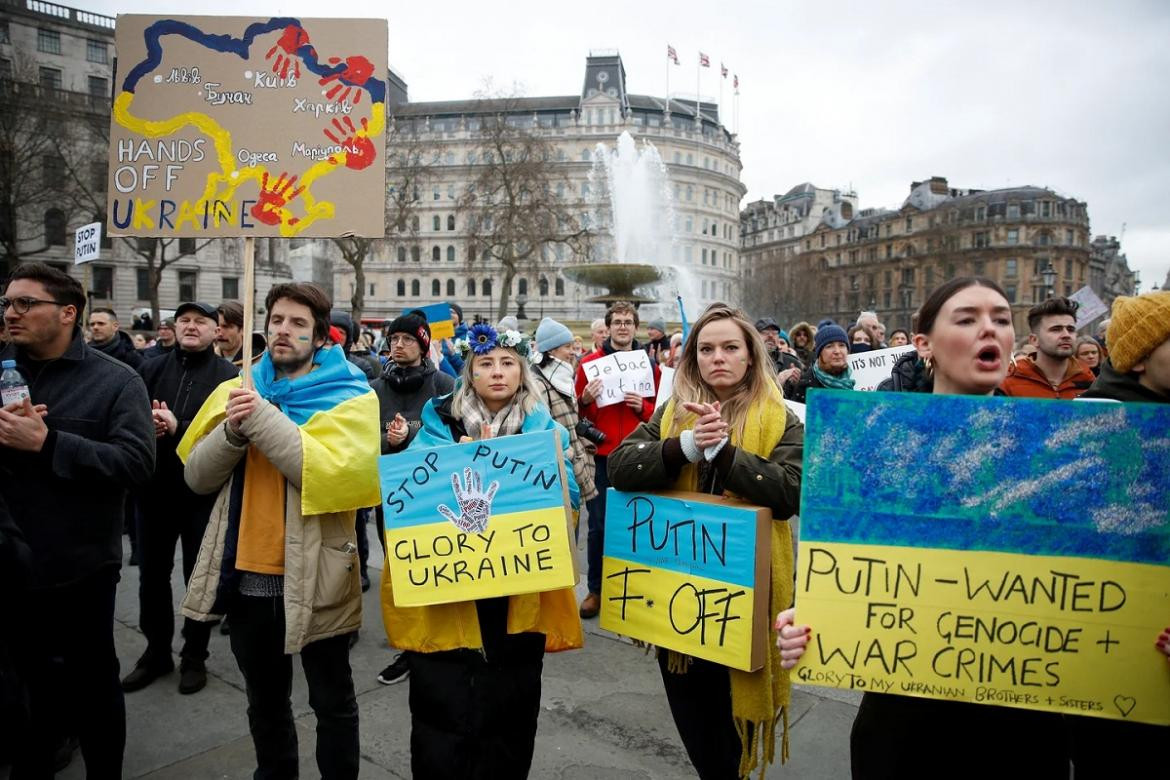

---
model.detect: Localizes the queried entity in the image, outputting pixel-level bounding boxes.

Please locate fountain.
[562,131,685,309]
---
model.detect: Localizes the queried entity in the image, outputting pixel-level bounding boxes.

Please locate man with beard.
[142,318,177,359]
[88,307,143,369]
[755,317,803,385]
[1000,297,1094,398]
[783,323,854,403]
[122,302,238,696]
[179,282,378,778]
[368,310,454,685]
[575,301,660,618]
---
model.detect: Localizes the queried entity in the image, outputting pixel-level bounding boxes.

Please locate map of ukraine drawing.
[110,17,387,237]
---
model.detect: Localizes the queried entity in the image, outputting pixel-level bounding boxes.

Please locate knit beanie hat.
[814,324,848,359]
[534,317,573,353]
[388,310,432,352]
[1107,291,1170,373]
[647,317,666,334]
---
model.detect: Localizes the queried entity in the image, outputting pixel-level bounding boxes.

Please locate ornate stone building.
[741,176,1109,333]
[330,51,746,323]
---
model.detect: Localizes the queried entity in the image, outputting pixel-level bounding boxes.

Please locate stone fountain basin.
[562,263,665,305]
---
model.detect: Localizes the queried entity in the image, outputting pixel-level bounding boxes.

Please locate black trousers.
[137,506,212,663]
[228,593,359,780]
[8,567,125,779]
[585,454,610,594]
[657,652,742,780]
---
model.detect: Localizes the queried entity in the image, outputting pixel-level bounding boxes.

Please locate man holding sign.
[575,301,660,618]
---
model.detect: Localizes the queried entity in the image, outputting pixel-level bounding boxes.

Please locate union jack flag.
[699,52,710,67]
[667,44,679,64]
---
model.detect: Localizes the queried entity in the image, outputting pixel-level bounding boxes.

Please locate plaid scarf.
[457,387,528,440]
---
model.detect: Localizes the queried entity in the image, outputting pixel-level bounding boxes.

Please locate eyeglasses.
[0,296,69,315]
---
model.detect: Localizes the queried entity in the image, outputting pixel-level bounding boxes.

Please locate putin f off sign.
[582,350,655,408]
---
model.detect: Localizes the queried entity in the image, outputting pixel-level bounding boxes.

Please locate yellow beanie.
[1107,291,1170,373]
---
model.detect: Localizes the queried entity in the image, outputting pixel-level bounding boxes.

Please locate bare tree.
[457,93,590,318]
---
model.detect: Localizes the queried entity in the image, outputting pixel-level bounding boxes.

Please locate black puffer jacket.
[782,365,825,403]
[1081,358,1167,403]
[876,351,933,393]
[0,330,155,588]
[369,361,454,453]
[91,329,144,369]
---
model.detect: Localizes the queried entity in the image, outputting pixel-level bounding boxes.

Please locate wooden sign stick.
[241,236,255,388]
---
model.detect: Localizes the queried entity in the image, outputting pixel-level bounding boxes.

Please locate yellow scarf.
[659,391,794,779]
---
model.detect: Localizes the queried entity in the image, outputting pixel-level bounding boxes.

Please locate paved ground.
[41,529,859,779]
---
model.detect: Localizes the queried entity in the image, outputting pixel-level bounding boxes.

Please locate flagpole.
[665,48,670,115]
[719,70,723,127]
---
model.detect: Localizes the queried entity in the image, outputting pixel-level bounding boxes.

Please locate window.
[432,279,441,296]
[1005,258,1018,277]
[1041,201,1051,218]
[427,246,437,262]
[446,279,455,297]
[0,21,8,43]
[44,209,66,245]
[973,231,989,248]
[518,278,528,296]
[580,149,591,162]
[538,277,549,296]
[0,59,10,80]
[482,279,492,297]
[467,278,476,296]
[446,246,455,262]
[92,266,114,299]
[1007,229,1019,245]
[1007,204,1020,219]
[136,237,155,254]
[37,29,61,55]
[179,237,196,255]
[411,216,419,231]
[85,39,109,64]
[136,269,150,300]
[1065,229,1073,245]
[555,278,564,296]
[397,247,406,262]
[447,214,455,231]
[87,76,108,98]
[411,279,420,296]
[468,245,477,262]
[433,215,441,231]
[1005,285,1017,303]
[1065,258,1073,277]
[39,67,62,90]
[42,155,64,186]
[905,217,912,232]
[369,283,376,296]
[411,246,420,262]
[222,277,239,299]
[178,271,197,302]
[397,280,406,296]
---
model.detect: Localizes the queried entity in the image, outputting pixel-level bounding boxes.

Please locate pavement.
[38,529,859,779]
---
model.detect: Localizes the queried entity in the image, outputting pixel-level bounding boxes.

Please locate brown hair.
[604,301,639,328]
[7,262,86,320]
[263,283,331,342]
[1026,296,1079,332]
[217,300,244,329]
[917,277,1009,336]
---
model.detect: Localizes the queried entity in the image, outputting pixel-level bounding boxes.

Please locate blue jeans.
[585,455,610,595]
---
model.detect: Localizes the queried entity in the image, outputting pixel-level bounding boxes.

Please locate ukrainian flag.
[177,345,381,515]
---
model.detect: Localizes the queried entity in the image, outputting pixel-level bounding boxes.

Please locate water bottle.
[1,359,30,407]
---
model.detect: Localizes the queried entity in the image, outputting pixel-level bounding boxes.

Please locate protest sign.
[405,302,456,341]
[380,430,575,607]
[582,350,656,408]
[74,222,102,264]
[600,490,773,671]
[655,366,675,409]
[796,391,1170,725]
[108,15,387,238]
[846,345,916,391]
[1069,285,1110,329]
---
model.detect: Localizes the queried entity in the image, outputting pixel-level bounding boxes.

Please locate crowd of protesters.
[2,259,1168,779]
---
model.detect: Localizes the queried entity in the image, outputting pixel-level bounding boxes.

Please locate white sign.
[1069,285,1109,329]
[73,222,102,265]
[655,366,675,409]
[582,350,656,408]
[846,344,916,391]
[785,400,806,424]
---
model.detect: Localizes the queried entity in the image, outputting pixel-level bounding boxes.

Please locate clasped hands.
[0,398,49,452]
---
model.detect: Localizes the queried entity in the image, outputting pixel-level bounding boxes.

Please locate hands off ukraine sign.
[380,431,575,607]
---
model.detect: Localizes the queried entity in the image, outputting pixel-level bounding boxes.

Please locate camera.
[575,419,607,445]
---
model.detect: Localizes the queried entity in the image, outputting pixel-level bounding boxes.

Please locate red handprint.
[265,25,310,81]
[318,55,374,105]
[324,116,376,171]
[250,171,305,226]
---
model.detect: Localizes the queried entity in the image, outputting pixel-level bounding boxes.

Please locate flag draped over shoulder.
[177,345,381,515]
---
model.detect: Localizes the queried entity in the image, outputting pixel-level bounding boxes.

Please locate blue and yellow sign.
[380,431,575,607]
[795,391,1170,725]
[600,490,771,671]
[404,302,455,341]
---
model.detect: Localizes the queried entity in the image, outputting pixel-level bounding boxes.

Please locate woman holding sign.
[776,277,1071,778]
[380,322,582,779]
[608,304,803,780]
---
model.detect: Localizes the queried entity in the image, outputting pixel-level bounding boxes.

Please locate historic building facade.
[1,0,291,327]
[330,51,746,323]
[739,176,1128,333]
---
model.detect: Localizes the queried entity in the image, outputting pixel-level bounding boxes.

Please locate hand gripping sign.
[379,430,576,607]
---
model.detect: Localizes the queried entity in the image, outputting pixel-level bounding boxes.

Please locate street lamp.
[515,293,529,321]
[1041,260,1056,299]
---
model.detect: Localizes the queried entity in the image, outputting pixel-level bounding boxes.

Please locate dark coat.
[0,330,155,588]
[876,351,933,393]
[782,365,825,404]
[369,361,455,453]
[137,345,239,515]
[140,340,175,360]
[1081,358,1167,404]
[91,329,144,369]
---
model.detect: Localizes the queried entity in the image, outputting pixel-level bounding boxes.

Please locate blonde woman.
[608,304,803,780]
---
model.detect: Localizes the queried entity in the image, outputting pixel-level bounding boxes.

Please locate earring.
[924,356,934,375]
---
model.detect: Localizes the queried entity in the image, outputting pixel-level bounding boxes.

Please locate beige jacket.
[180,398,362,654]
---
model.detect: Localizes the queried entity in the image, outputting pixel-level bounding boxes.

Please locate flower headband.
[454,322,530,358]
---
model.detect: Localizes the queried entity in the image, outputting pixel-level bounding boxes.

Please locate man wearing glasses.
[574,301,660,618]
[0,263,155,777]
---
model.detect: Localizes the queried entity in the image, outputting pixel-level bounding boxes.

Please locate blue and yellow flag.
[177,345,380,515]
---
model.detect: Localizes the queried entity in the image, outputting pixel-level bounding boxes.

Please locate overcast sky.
[87,0,1170,289]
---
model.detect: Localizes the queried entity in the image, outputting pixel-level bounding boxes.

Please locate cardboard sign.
[108,15,387,238]
[1069,285,1110,329]
[582,350,655,408]
[846,345,916,391]
[795,391,1170,725]
[380,431,576,607]
[600,490,773,671]
[655,366,675,409]
[406,302,455,341]
[74,222,102,264]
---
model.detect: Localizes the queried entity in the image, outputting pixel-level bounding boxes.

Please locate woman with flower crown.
[380,322,583,779]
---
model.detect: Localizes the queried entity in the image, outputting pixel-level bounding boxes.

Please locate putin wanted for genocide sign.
[108,15,387,238]
[380,431,576,607]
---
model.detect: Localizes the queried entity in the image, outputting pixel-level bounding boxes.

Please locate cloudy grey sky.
[87,0,1170,288]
